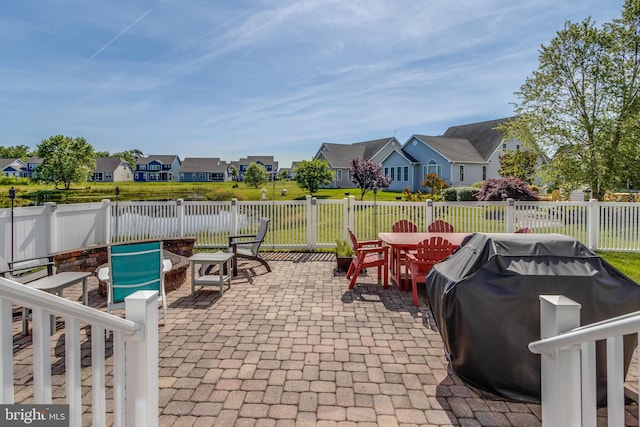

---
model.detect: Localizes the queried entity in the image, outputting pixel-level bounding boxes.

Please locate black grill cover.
[426,232,640,404]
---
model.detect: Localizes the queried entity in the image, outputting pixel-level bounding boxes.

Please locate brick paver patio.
[10,253,640,426]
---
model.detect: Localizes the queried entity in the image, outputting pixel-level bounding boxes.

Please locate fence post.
[310,197,317,250]
[176,199,184,237]
[230,198,239,236]
[505,199,515,232]
[538,295,582,427]
[125,290,159,427]
[425,199,433,227]
[102,199,112,245]
[347,196,355,236]
[588,198,599,250]
[45,202,57,254]
[342,198,350,242]
[305,196,313,250]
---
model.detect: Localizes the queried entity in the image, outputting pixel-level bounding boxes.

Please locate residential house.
[134,155,181,182]
[26,156,42,178]
[396,117,544,192]
[0,158,28,178]
[236,156,279,182]
[179,158,229,182]
[92,157,134,182]
[314,137,402,188]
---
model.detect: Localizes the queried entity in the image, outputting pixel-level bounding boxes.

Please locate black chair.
[228,217,271,275]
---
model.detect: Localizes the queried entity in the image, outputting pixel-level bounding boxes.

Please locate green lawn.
[597,251,640,284]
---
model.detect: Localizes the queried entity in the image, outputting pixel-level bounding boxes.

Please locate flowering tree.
[349,158,391,200]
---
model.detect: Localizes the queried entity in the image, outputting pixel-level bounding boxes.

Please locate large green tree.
[293,159,334,195]
[498,150,539,184]
[244,163,269,188]
[500,1,640,199]
[36,135,95,189]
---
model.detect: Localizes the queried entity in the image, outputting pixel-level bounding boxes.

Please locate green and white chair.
[105,241,168,325]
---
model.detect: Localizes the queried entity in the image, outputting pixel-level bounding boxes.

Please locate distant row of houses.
[1,117,545,192]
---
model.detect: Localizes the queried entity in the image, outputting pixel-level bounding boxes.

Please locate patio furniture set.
[1,217,273,334]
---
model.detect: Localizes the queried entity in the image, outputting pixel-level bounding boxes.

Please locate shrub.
[441,188,457,201]
[476,177,539,201]
[456,187,480,201]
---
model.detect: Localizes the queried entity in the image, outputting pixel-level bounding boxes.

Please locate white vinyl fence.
[1,197,639,262]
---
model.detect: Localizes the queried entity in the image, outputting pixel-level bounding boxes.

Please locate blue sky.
[1,1,625,168]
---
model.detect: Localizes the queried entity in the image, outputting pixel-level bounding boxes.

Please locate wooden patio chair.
[427,219,454,233]
[105,241,167,325]
[406,236,454,307]
[391,219,418,233]
[346,227,389,289]
[228,217,271,276]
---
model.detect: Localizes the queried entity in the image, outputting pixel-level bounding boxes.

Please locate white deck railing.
[2,197,640,261]
[0,278,158,427]
[529,295,640,427]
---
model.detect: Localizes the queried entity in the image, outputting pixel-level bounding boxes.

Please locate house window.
[516,144,520,150]
[424,160,442,177]
[199,173,205,180]
[396,167,401,181]
[336,169,342,181]
[390,168,395,180]
[93,173,103,181]
[139,165,147,171]
[180,173,184,179]
[482,166,487,180]
[459,165,464,182]
[149,173,158,181]
[105,172,112,180]
[403,167,408,181]
[502,143,507,150]
[384,167,389,176]
[150,164,160,171]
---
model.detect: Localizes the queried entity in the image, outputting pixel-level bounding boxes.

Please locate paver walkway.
[10,254,640,426]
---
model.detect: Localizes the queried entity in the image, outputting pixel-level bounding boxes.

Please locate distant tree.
[476,177,539,201]
[498,150,538,184]
[0,145,31,160]
[95,150,110,157]
[278,169,289,181]
[349,158,391,200]
[229,165,238,182]
[293,159,334,195]
[421,173,448,196]
[244,163,269,188]
[36,135,95,189]
[113,149,143,166]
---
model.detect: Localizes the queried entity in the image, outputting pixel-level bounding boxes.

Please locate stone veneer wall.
[51,237,196,273]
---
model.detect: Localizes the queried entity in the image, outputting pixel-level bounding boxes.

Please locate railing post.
[538,295,582,427]
[505,199,515,232]
[347,196,355,237]
[102,199,112,245]
[45,202,57,254]
[425,199,433,227]
[309,197,317,251]
[588,198,599,250]
[176,199,184,237]
[0,296,14,403]
[230,198,239,236]
[125,290,159,427]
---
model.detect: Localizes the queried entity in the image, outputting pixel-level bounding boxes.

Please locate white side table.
[189,252,235,296]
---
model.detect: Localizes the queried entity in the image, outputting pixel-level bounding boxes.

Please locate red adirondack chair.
[391,220,418,233]
[346,228,389,289]
[427,220,454,233]
[406,236,454,307]
[515,227,532,233]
